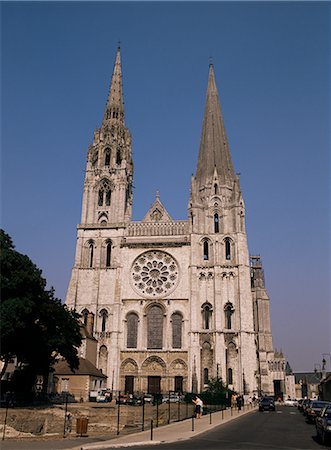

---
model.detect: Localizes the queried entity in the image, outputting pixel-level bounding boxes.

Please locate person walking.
[193,396,203,418]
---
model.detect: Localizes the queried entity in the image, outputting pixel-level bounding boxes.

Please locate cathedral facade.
[65,48,283,397]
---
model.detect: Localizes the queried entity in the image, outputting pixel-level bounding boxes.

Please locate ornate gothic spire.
[195,64,235,187]
[102,47,124,125]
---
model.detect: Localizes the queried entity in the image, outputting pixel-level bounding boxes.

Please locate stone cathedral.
[65,48,286,397]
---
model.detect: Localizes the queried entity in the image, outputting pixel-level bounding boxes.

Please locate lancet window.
[127,312,138,348]
[106,241,112,268]
[104,148,111,166]
[98,179,112,207]
[147,305,163,349]
[171,312,183,349]
[100,309,108,332]
[203,240,209,260]
[225,238,231,260]
[224,302,234,330]
[214,213,219,233]
[202,303,212,330]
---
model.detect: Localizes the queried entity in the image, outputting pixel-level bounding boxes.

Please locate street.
[1,406,330,450]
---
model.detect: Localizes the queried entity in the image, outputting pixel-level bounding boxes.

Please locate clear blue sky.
[1,1,330,372]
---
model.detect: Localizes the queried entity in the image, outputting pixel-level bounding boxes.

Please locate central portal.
[148,376,161,394]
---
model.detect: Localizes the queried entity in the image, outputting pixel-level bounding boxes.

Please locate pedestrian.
[236,395,242,411]
[193,396,203,419]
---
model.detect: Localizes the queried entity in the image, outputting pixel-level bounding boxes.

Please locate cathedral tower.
[188,64,257,394]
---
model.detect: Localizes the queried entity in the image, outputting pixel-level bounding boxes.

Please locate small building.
[319,373,331,401]
[53,357,107,402]
[294,372,322,399]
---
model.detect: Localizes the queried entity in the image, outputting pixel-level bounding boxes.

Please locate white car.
[284,398,298,407]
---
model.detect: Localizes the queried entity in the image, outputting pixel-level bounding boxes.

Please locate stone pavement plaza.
[75,405,256,450]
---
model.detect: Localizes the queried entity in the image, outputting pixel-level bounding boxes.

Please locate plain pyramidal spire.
[103,46,124,124]
[195,63,235,187]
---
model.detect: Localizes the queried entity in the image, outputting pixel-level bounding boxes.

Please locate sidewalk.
[76,405,257,450]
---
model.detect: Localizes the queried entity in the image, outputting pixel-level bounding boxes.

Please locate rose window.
[131,251,179,298]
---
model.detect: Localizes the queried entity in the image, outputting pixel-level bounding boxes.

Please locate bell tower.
[188,64,257,394]
[81,47,133,227]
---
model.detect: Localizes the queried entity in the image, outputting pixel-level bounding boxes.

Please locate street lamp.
[314,364,322,380]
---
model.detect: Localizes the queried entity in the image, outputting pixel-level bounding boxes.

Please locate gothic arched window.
[203,240,209,260]
[227,368,233,385]
[127,313,138,348]
[225,238,231,260]
[171,312,183,349]
[224,302,234,330]
[106,241,112,268]
[82,308,89,326]
[99,345,108,375]
[214,183,218,195]
[104,149,111,166]
[147,305,163,349]
[116,148,122,165]
[100,309,108,332]
[88,242,94,268]
[105,190,111,206]
[204,368,209,385]
[214,213,219,233]
[202,303,212,330]
[98,179,112,207]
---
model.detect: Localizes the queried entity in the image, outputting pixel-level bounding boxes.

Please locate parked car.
[316,405,331,445]
[143,394,154,404]
[259,396,276,412]
[96,389,112,403]
[116,393,130,405]
[306,401,331,423]
[284,398,298,407]
[129,394,143,406]
[302,399,312,415]
[162,393,181,403]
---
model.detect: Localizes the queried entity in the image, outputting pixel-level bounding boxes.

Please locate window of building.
[105,190,111,206]
[202,304,212,329]
[203,240,209,260]
[204,368,209,385]
[224,302,234,330]
[214,213,219,233]
[89,243,94,268]
[82,309,89,326]
[225,238,231,260]
[106,242,112,268]
[104,149,111,166]
[127,313,138,348]
[98,189,103,206]
[227,368,233,385]
[175,376,183,393]
[147,305,163,349]
[214,183,218,195]
[116,148,122,165]
[100,309,108,332]
[171,313,183,349]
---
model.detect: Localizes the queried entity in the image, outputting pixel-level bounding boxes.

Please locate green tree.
[200,377,233,406]
[0,229,82,388]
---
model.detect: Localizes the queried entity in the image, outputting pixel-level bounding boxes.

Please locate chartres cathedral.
[65,47,286,397]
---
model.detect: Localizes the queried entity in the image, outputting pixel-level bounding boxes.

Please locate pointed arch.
[147,304,163,349]
[126,312,139,348]
[106,240,112,267]
[171,312,183,349]
[88,241,94,268]
[99,308,108,332]
[224,302,234,330]
[104,148,111,166]
[203,240,209,260]
[214,213,219,233]
[81,308,89,326]
[201,302,213,330]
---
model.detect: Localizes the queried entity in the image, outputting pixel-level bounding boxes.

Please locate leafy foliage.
[0,229,82,383]
[199,377,233,406]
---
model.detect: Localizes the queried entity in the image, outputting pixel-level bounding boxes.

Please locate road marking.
[276,411,283,413]
[289,412,297,415]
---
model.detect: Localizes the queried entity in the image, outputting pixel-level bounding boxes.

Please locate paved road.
[2,407,330,450]
[123,407,330,450]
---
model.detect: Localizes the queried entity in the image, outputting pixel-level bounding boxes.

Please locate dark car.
[306,401,331,423]
[316,405,331,445]
[302,399,312,415]
[259,396,276,412]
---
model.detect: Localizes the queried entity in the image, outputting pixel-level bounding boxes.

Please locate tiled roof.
[54,357,107,378]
